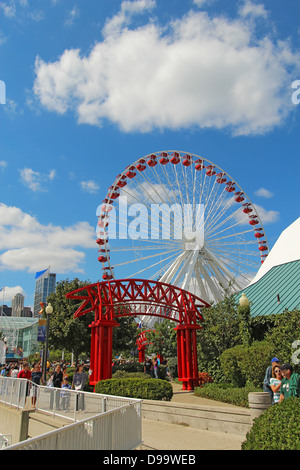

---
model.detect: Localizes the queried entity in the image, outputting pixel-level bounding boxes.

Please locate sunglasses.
[275,370,281,374]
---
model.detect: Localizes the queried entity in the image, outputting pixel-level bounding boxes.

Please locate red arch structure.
[136,329,156,363]
[66,278,210,390]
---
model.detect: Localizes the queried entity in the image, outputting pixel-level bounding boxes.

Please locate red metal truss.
[66,278,210,390]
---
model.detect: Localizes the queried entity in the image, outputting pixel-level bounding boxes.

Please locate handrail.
[0,376,142,450]
[0,376,141,421]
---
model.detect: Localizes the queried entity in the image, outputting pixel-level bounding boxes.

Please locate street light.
[43,302,53,381]
[239,292,250,308]
[238,293,251,347]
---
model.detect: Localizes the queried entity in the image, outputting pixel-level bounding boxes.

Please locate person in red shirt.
[17,363,32,406]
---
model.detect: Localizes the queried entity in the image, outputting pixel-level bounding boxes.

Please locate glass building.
[33,273,56,317]
[0,316,39,358]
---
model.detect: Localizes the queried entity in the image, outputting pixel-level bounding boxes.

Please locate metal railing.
[0,376,142,450]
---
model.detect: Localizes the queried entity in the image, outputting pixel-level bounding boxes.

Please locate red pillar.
[175,325,200,391]
[138,346,145,363]
[89,301,119,387]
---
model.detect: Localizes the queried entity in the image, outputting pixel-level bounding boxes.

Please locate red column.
[175,325,200,391]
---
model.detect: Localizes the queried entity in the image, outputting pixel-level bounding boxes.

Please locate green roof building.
[236,218,300,317]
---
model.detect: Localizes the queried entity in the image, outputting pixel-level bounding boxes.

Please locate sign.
[38,319,47,342]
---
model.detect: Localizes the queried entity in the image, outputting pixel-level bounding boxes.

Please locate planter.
[248,392,271,421]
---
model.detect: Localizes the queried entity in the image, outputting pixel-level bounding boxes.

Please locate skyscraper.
[33,273,56,317]
[11,293,25,317]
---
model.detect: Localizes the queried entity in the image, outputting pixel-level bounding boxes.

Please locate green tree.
[264,309,300,367]
[113,314,139,357]
[147,320,178,358]
[197,295,241,380]
[46,278,94,364]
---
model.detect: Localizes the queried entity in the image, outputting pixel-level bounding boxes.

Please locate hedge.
[242,398,300,450]
[95,377,173,401]
[194,383,261,408]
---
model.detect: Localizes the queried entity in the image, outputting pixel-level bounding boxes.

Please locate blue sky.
[0,0,299,310]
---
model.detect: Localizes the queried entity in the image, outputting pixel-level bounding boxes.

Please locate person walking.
[17,363,32,407]
[72,364,88,411]
[50,364,63,410]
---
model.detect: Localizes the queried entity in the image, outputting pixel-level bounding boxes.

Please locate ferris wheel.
[96,150,269,312]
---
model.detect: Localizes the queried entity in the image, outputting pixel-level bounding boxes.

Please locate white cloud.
[253,204,279,224]
[254,187,274,198]
[0,285,26,304]
[103,0,156,37]
[80,180,100,194]
[193,0,216,8]
[19,167,56,191]
[33,4,300,136]
[65,6,80,26]
[0,160,7,169]
[238,0,268,19]
[0,203,96,274]
[0,1,16,18]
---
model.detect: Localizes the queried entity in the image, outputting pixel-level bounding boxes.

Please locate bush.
[198,372,213,387]
[194,383,261,408]
[95,377,173,401]
[112,362,144,374]
[220,341,273,387]
[167,357,178,379]
[242,398,300,450]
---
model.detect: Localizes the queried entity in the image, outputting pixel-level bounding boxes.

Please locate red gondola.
[225,181,235,192]
[126,166,136,178]
[136,159,146,171]
[170,152,180,164]
[159,152,169,165]
[234,191,244,203]
[147,154,157,167]
[216,172,226,183]
[116,175,127,187]
[206,165,216,176]
[194,159,205,171]
[108,186,120,199]
[243,203,253,213]
[102,267,114,280]
[183,154,192,167]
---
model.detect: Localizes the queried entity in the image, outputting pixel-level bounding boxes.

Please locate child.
[60,377,72,412]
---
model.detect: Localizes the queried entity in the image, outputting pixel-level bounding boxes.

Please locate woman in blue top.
[269,364,282,404]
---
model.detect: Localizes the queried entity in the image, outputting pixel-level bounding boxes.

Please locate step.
[142,400,251,436]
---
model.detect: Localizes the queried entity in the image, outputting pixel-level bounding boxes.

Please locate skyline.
[0,0,299,309]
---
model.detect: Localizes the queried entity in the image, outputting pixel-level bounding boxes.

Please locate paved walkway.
[140,382,246,451]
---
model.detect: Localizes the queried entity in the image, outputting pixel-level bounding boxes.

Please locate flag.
[137,321,142,329]
[35,267,49,280]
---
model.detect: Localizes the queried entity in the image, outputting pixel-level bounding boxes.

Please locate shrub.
[198,372,213,387]
[95,377,173,401]
[194,383,261,408]
[242,398,300,450]
[220,341,273,387]
[167,357,178,379]
[112,362,144,374]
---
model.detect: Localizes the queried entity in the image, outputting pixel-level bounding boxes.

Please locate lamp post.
[239,292,250,308]
[43,302,53,382]
[238,293,251,347]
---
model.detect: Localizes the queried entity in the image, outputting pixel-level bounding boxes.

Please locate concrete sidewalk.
[140,382,247,451]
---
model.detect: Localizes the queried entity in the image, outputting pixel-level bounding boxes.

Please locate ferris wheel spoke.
[99,150,268,303]
[126,249,182,279]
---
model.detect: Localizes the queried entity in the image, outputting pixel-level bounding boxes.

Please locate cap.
[271,357,280,362]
